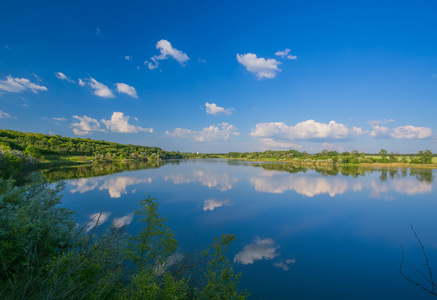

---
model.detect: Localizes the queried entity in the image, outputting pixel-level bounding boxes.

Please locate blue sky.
[0,0,436,153]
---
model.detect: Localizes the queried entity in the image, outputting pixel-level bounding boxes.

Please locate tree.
[418,150,433,164]
[379,149,388,161]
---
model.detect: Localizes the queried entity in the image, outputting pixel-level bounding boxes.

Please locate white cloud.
[203,198,231,211]
[205,102,234,115]
[53,117,67,121]
[258,138,302,150]
[101,112,153,133]
[391,126,432,139]
[78,78,86,87]
[88,78,115,98]
[234,237,280,265]
[321,143,345,153]
[166,122,239,142]
[237,53,281,79]
[369,122,432,139]
[125,55,132,61]
[71,115,106,135]
[251,120,365,141]
[368,125,392,138]
[145,39,189,70]
[0,75,48,93]
[369,119,394,126]
[115,83,138,98]
[275,48,291,57]
[0,110,11,119]
[198,58,206,63]
[55,72,75,83]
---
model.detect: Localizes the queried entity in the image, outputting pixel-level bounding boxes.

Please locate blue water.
[58,160,437,299]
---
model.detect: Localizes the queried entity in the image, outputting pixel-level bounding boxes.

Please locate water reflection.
[273,259,296,271]
[251,170,354,197]
[203,198,232,211]
[234,237,280,265]
[99,177,152,198]
[250,167,432,197]
[43,161,163,181]
[69,176,153,198]
[85,211,111,232]
[164,171,239,191]
[112,213,134,229]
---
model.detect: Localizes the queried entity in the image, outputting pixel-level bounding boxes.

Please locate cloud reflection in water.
[234,237,279,265]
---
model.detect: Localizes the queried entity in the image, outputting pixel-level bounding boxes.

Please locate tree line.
[0,129,188,162]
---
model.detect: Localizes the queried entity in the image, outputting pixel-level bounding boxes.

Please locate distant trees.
[379,149,388,160]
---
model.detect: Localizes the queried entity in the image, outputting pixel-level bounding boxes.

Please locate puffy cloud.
[88,77,115,98]
[115,83,138,98]
[203,198,231,211]
[251,120,365,143]
[0,75,48,93]
[369,123,432,139]
[55,72,74,83]
[234,237,280,265]
[78,78,86,87]
[258,138,302,150]
[205,102,233,115]
[0,110,11,119]
[166,122,239,142]
[145,39,189,70]
[101,112,153,133]
[321,143,345,153]
[53,117,67,121]
[71,115,106,135]
[390,126,432,139]
[368,119,394,126]
[275,48,297,60]
[237,53,281,79]
[368,125,392,138]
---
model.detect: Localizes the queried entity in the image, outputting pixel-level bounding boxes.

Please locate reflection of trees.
[249,163,434,183]
[42,161,164,182]
[410,168,434,183]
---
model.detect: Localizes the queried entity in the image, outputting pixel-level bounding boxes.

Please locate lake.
[49,159,437,299]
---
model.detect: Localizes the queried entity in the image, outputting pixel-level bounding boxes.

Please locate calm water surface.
[51,159,437,299]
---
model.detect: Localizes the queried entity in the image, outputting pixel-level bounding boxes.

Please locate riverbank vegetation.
[0,171,248,299]
[199,148,436,168]
[0,129,188,168]
[0,129,435,170]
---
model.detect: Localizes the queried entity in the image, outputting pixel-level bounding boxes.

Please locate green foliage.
[0,147,36,183]
[0,129,188,165]
[0,175,247,299]
[126,195,178,270]
[196,234,248,300]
